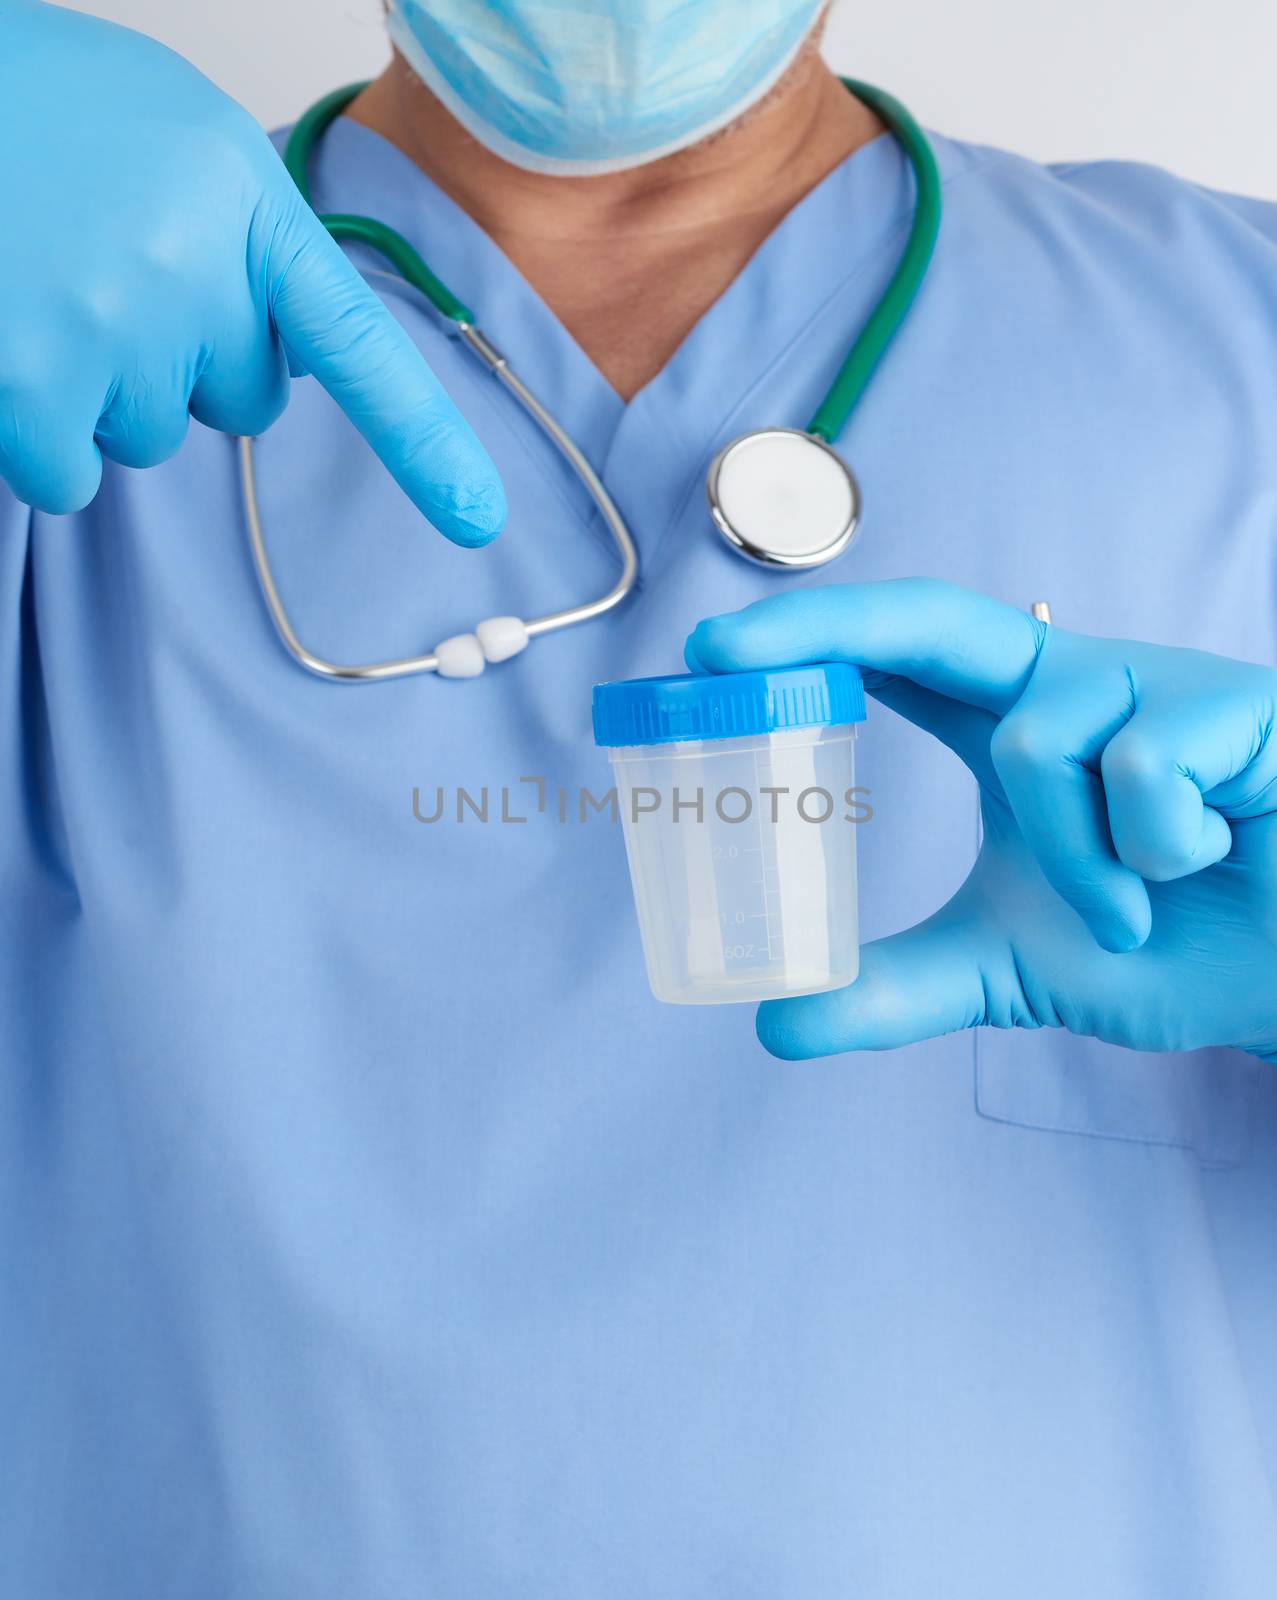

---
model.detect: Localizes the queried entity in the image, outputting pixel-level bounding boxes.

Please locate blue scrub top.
[2,117,1277,1598]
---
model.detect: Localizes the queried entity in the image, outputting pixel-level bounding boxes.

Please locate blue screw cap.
[592,663,866,748]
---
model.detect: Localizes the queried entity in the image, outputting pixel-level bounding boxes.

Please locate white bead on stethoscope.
[434,616,530,678]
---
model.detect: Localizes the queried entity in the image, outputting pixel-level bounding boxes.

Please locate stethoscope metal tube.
[462,326,639,636]
[238,320,640,681]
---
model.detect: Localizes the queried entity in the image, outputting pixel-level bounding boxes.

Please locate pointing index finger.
[687,578,1046,714]
[266,201,507,548]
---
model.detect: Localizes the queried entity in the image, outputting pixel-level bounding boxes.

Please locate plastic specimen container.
[592,663,866,1004]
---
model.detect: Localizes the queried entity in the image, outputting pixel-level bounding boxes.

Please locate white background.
[62,0,1276,199]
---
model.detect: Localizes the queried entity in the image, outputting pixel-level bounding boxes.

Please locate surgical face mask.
[386,0,826,177]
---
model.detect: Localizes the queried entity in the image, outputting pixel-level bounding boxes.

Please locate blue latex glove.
[0,1,505,543]
[687,579,1277,1062]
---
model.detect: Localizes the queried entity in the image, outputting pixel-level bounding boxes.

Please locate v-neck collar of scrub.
[309,116,627,470]
[309,114,986,569]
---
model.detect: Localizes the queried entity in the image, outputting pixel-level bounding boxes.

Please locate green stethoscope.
[238,79,941,680]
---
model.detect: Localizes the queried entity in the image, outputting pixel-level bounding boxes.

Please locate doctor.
[2,2,1276,1597]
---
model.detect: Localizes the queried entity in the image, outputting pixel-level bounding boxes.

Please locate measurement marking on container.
[751,745,779,963]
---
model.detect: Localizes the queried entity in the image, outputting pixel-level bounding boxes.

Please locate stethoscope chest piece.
[706,428,861,569]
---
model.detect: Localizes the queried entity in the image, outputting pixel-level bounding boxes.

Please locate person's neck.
[349,52,882,400]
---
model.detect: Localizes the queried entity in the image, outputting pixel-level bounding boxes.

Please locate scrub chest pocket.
[974,1030,1261,1169]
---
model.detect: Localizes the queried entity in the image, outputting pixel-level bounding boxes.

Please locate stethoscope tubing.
[241,78,940,680]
